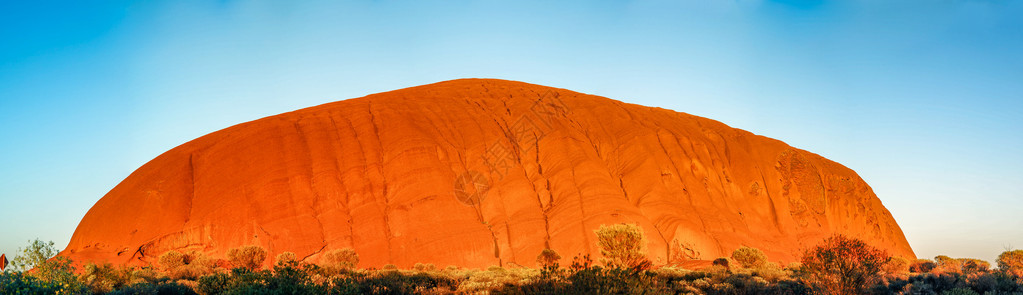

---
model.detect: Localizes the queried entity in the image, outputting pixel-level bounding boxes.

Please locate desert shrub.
[197,265,329,295]
[961,258,990,274]
[911,259,938,273]
[413,263,436,272]
[381,264,398,271]
[536,248,561,268]
[942,287,979,295]
[360,271,458,294]
[563,254,657,294]
[322,248,360,271]
[0,257,88,294]
[265,260,326,294]
[226,245,267,270]
[731,246,768,268]
[159,250,218,280]
[750,262,790,283]
[35,255,89,293]
[867,270,1023,295]
[82,262,133,293]
[458,266,539,293]
[998,249,1023,276]
[108,278,197,295]
[712,257,732,269]
[1,241,86,294]
[885,256,911,274]
[0,271,72,294]
[800,234,890,295]
[159,251,187,271]
[196,272,232,295]
[129,267,160,285]
[935,255,964,274]
[594,223,651,269]
[275,252,298,266]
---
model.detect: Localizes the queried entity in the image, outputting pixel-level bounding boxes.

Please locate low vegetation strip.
[3,224,1023,294]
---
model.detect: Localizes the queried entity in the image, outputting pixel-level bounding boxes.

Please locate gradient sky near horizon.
[2,1,1021,265]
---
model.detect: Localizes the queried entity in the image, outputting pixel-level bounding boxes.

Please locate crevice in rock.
[568,163,592,256]
[186,153,196,224]
[293,121,329,250]
[300,244,328,262]
[328,115,358,246]
[366,100,395,261]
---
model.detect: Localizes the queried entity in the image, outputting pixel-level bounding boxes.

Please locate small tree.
[997,249,1023,276]
[800,234,890,295]
[731,246,768,268]
[594,223,650,269]
[536,248,561,268]
[323,248,360,271]
[9,239,57,271]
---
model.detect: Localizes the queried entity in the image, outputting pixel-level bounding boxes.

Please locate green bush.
[0,270,85,295]
[9,239,58,272]
[358,271,457,294]
[108,278,197,295]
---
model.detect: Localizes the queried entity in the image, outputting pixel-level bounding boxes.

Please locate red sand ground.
[60,79,915,269]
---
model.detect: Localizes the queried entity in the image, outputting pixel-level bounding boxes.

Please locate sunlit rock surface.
[61,79,915,268]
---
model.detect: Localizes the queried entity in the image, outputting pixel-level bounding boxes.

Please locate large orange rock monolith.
[61,79,915,268]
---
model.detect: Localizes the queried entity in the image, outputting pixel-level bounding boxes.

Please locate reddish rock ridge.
[61,79,915,269]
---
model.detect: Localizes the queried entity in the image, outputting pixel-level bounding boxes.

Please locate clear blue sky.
[2,0,1021,265]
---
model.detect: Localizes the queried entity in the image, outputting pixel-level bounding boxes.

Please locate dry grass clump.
[456,266,540,293]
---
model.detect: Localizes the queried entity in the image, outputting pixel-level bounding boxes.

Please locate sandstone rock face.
[61,79,915,269]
